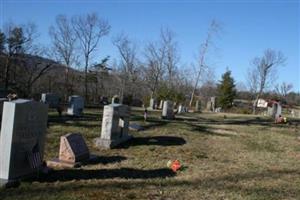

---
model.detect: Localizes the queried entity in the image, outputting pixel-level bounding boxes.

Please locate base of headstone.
[129,123,144,131]
[161,116,174,120]
[94,135,133,149]
[47,155,97,168]
[0,179,20,188]
[47,158,82,168]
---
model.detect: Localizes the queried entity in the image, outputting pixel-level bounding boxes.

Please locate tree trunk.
[84,56,89,102]
[252,92,261,115]
[189,67,202,107]
[4,55,11,90]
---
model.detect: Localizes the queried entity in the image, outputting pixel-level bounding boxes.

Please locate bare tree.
[72,13,110,100]
[189,20,221,107]
[160,28,179,89]
[113,34,139,100]
[144,40,167,99]
[50,15,77,66]
[275,82,293,97]
[49,15,78,99]
[249,49,286,114]
[246,67,259,98]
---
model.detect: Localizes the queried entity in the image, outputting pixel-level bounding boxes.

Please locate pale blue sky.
[1,0,299,91]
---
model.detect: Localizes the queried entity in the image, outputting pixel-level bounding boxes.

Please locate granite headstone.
[67,95,84,116]
[162,100,174,119]
[47,133,91,168]
[94,104,132,149]
[41,93,59,108]
[0,99,48,186]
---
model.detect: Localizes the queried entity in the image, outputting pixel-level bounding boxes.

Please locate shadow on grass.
[87,155,127,165]
[117,136,186,148]
[188,123,236,137]
[48,113,101,128]
[142,119,170,130]
[194,116,300,127]
[6,169,298,199]
[33,168,175,183]
[128,117,170,131]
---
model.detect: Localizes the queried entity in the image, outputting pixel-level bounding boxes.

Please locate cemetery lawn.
[1,108,300,200]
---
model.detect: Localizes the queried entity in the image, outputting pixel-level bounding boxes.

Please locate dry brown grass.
[1,108,300,200]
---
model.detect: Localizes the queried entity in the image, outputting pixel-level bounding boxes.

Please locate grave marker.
[112,95,120,104]
[67,95,84,116]
[47,133,91,168]
[94,104,132,149]
[195,100,201,112]
[162,100,174,119]
[41,93,60,108]
[149,98,156,110]
[158,100,164,110]
[0,99,48,186]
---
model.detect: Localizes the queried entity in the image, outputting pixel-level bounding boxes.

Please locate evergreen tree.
[217,70,236,109]
[0,31,5,53]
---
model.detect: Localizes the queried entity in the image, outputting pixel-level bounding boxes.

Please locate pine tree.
[217,70,237,109]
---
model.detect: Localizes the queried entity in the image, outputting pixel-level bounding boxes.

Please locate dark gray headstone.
[67,95,84,116]
[41,93,60,108]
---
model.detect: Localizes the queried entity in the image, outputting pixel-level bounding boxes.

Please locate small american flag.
[27,152,42,169]
[27,144,42,169]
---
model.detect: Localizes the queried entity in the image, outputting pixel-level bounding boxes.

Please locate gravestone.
[211,97,216,112]
[195,100,201,112]
[275,103,282,118]
[67,95,84,116]
[291,109,300,118]
[94,104,132,149]
[178,104,184,114]
[267,102,282,119]
[41,93,59,108]
[206,101,212,111]
[206,97,216,112]
[257,99,268,108]
[112,95,120,104]
[148,98,156,110]
[0,98,7,126]
[183,106,188,113]
[0,99,48,186]
[162,100,174,119]
[158,100,164,110]
[47,133,91,168]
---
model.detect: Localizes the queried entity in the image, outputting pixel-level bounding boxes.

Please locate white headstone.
[211,97,216,112]
[0,99,48,185]
[0,98,7,128]
[158,100,164,110]
[178,104,184,114]
[276,103,282,118]
[149,98,156,110]
[67,95,84,116]
[257,99,268,108]
[94,104,132,149]
[267,102,282,119]
[162,100,174,119]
